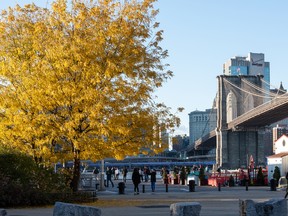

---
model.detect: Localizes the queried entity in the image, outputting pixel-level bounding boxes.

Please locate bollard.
[0,209,7,216]
[166,183,168,192]
[218,182,221,191]
[270,179,276,191]
[189,180,195,192]
[142,184,145,193]
[117,182,125,194]
[245,181,248,191]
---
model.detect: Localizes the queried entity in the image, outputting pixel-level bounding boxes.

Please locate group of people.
[131,167,157,194]
[104,166,129,187]
[104,166,157,194]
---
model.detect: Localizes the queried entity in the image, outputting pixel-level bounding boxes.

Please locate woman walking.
[150,169,157,192]
[132,167,141,195]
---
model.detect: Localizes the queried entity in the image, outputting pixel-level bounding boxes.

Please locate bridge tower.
[216,75,266,169]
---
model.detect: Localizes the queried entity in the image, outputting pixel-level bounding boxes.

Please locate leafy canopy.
[0,0,181,165]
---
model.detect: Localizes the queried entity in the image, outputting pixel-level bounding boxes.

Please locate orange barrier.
[208,176,227,187]
[208,168,268,187]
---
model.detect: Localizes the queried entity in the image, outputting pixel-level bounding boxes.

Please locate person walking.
[122,167,128,183]
[114,167,120,180]
[150,169,157,192]
[144,167,150,182]
[106,167,114,188]
[139,168,144,182]
[132,167,141,195]
[161,167,169,184]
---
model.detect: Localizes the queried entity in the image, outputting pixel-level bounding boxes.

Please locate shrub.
[0,152,74,207]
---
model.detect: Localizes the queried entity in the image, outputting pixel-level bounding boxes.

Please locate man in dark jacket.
[106,167,114,188]
[150,169,157,192]
[132,168,141,195]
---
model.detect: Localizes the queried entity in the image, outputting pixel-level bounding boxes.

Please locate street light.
[99,159,105,191]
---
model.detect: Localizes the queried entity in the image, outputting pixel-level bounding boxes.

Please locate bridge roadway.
[5,180,288,216]
[228,93,288,129]
[192,93,288,150]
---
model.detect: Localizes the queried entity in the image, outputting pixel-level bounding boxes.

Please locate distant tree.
[0,0,182,191]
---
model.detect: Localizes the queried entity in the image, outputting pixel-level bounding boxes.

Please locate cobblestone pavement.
[5,182,288,216]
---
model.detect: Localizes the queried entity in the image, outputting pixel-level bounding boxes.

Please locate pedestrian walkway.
[5,183,288,216]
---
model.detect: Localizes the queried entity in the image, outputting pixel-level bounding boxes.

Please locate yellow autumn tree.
[0,0,182,191]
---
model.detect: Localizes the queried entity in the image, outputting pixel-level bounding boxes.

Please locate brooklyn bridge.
[186,75,288,169]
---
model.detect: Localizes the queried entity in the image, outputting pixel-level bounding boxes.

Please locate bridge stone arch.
[226,91,237,123]
[216,75,265,169]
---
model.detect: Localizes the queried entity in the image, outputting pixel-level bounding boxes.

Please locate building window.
[283,140,286,147]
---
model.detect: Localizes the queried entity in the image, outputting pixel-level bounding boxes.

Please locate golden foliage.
[0,0,181,165]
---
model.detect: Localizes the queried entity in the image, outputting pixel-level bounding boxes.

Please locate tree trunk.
[71,150,81,192]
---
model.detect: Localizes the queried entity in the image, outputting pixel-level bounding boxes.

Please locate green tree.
[0,0,182,191]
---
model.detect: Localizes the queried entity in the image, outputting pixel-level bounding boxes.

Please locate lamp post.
[99,159,105,191]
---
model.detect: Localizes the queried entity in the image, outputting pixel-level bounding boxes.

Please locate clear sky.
[1,0,288,136]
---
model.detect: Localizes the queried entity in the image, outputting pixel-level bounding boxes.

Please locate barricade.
[239,199,287,216]
[170,202,201,216]
[0,209,7,216]
[53,202,101,216]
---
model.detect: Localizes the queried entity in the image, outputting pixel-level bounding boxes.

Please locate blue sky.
[1,1,288,136]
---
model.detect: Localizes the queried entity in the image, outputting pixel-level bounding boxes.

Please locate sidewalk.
[5,183,288,216]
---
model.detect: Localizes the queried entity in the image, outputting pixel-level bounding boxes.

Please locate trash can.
[189,180,195,192]
[270,179,276,191]
[118,182,125,194]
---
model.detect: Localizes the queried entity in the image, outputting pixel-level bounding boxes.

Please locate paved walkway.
[4,183,288,216]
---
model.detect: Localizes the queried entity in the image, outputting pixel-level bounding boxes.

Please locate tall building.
[188,108,217,147]
[223,52,270,102]
[161,129,172,150]
[223,52,270,82]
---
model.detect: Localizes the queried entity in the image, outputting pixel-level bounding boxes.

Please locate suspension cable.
[260,78,287,94]
[241,78,279,97]
[223,78,275,99]
[223,78,288,99]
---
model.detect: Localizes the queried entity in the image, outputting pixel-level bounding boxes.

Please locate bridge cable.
[241,78,280,98]
[260,78,287,94]
[223,78,276,99]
